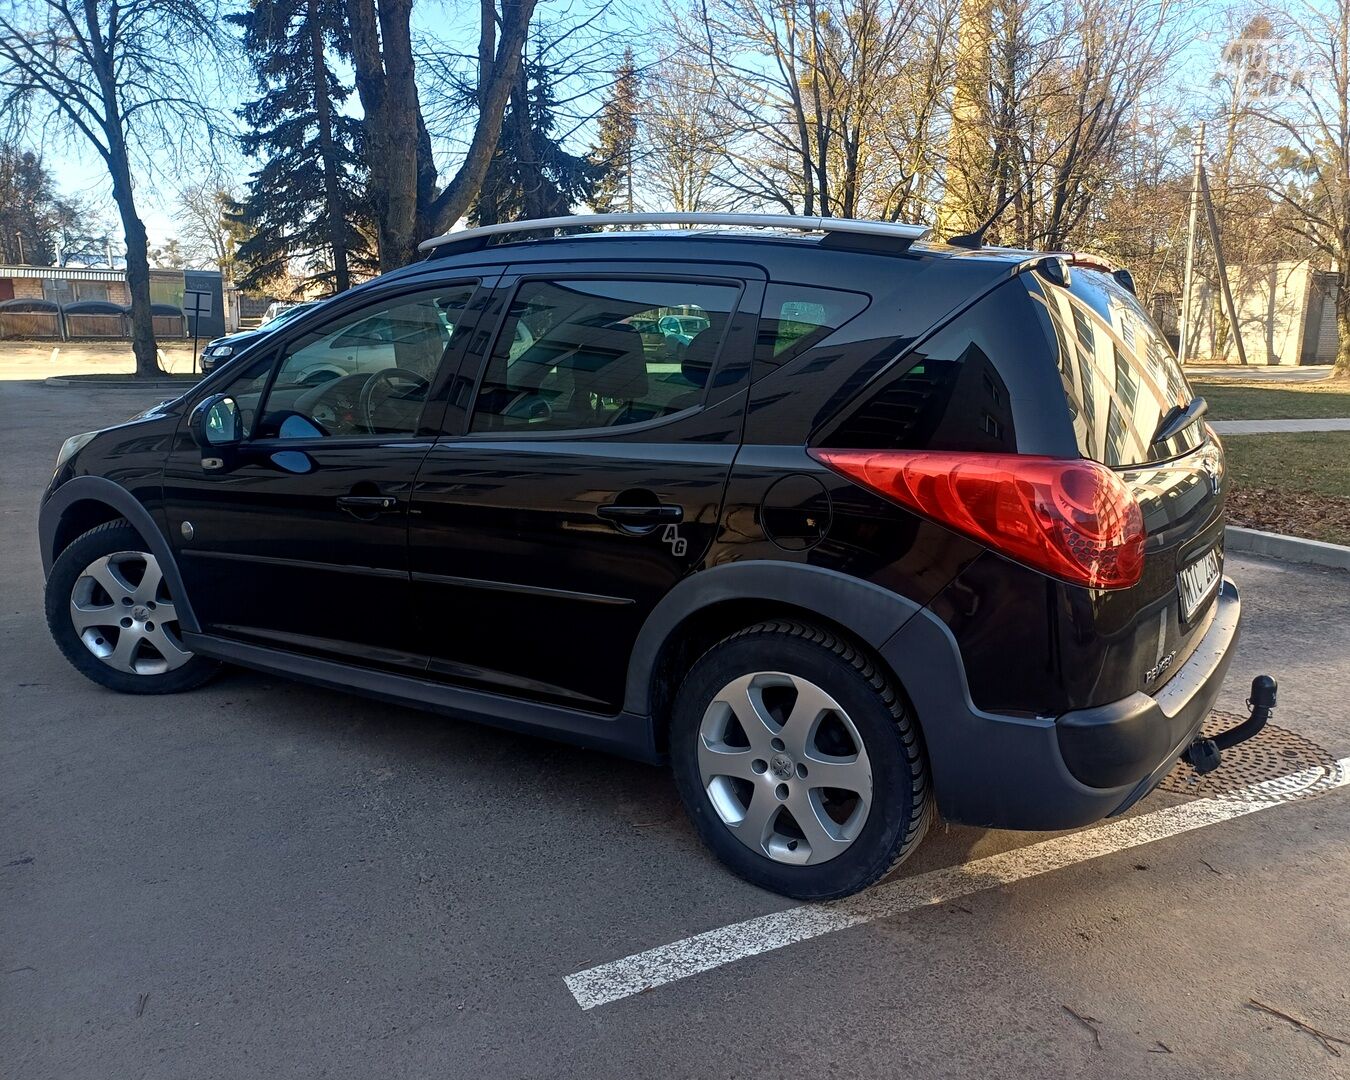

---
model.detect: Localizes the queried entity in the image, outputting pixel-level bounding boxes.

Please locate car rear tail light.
[810,449,1145,589]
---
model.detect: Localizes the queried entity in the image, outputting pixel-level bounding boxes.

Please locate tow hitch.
[1184,675,1278,774]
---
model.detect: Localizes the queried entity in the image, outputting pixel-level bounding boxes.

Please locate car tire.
[45,520,220,695]
[671,620,931,900]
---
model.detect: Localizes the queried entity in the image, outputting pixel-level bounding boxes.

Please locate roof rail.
[417,212,931,253]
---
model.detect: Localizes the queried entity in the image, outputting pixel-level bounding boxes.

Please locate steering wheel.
[501,390,553,423]
[359,367,430,432]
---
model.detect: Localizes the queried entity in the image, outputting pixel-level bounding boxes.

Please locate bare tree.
[175,177,241,277]
[635,51,732,212]
[0,0,225,376]
[1242,0,1350,374]
[345,0,537,269]
[939,0,1187,249]
[866,0,955,223]
[678,0,937,218]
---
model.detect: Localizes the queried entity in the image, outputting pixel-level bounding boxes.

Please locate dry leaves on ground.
[1226,488,1350,547]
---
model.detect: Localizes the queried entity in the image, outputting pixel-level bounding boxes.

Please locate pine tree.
[227,0,373,294]
[0,143,57,264]
[471,55,609,226]
[589,48,640,214]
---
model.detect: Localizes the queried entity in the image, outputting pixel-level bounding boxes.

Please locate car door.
[408,264,763,712]
[162,278,491,673]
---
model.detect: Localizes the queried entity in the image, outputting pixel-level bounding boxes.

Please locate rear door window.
[1032,268,1196,466]
[469,278,741,432]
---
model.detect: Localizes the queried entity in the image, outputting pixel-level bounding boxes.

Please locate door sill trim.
[183,631,662,763]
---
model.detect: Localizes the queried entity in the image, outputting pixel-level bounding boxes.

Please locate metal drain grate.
[1158,713,1344,802]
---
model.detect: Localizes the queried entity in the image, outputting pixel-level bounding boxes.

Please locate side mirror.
[190,394,243,450]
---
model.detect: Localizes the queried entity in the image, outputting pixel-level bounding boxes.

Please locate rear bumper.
[880,578,1241,831]
[1056,579,1240,792]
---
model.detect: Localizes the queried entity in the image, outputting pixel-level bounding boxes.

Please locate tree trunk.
[937,0,991,239]
[427,0,538,236]
[309,0,350,292]
[83,8,159,376]
[1336,276,1350,378]
[478,0,495,103]
[346,0,420,270]
[107,154,158,377]
[511,73,542,219]
[349,0,536,263]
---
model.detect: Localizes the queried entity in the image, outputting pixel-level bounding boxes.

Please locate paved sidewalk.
[1210,417,1350,434]
[1187,365,1335,382]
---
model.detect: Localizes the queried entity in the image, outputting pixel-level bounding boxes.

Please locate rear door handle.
[596,503,683,525]
[337,494,400,515]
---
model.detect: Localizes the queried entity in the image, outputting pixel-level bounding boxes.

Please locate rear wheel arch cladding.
[629,562,926,749]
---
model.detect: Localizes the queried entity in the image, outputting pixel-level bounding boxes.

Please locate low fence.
[0,310,191,341]
[0,311,62,339]
[64,313,128,338]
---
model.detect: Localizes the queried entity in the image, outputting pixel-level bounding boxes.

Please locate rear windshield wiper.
[1152,395,1208,446]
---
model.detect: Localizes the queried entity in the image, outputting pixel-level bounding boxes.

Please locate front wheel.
[671,620,931,900]
[45,521,219,694]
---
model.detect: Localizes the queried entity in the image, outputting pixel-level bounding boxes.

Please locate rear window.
[1031,268,1196,466]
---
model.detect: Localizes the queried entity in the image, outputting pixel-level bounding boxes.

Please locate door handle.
[337,494,400,516]
[596,503,683,524]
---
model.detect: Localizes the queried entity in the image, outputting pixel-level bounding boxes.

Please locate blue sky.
[38,0,1238,254]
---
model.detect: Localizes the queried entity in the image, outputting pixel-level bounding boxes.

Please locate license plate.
[1178,545,1222,622]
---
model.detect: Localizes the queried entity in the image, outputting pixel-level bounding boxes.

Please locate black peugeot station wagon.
[40,213,1264,899]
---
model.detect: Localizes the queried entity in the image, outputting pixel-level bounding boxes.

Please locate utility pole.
[1178,123,1203,365]
[1177,121,1249,367]
[1199,165,1249,366]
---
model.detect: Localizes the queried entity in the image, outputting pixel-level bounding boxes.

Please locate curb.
[44,375,198,390]
[1210,419,1350,434]
[1226,525,1350,571]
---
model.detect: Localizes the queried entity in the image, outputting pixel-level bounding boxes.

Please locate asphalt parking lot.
[3,375,1350,1080]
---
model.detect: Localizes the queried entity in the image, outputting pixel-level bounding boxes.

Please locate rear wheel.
[45,521,219,694]
[671,620,931,899]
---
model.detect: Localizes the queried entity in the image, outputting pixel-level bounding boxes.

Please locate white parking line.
[565,757,1350,1010]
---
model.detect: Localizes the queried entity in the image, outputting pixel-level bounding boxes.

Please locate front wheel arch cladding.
[40,475,200,634]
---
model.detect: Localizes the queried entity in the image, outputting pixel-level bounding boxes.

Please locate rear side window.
[756,284,869,371]
[470,278,740,433]
[1032,268,1195,466]
[818,287,1018,453]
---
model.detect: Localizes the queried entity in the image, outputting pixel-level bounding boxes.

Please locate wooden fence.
[0,312,62,338]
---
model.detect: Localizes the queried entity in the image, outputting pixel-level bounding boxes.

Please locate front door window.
[236,286,478,440]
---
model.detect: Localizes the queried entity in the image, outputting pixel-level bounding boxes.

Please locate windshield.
[257,304,312,332]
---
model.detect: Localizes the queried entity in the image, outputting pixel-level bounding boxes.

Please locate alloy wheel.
[697,671,873,866]
[69,551,192,676]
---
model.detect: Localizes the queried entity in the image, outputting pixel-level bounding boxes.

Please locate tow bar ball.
[1184,675,1279,775]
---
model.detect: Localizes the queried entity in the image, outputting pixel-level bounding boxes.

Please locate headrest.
[680,328,721,388]
[559,319,648,402]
